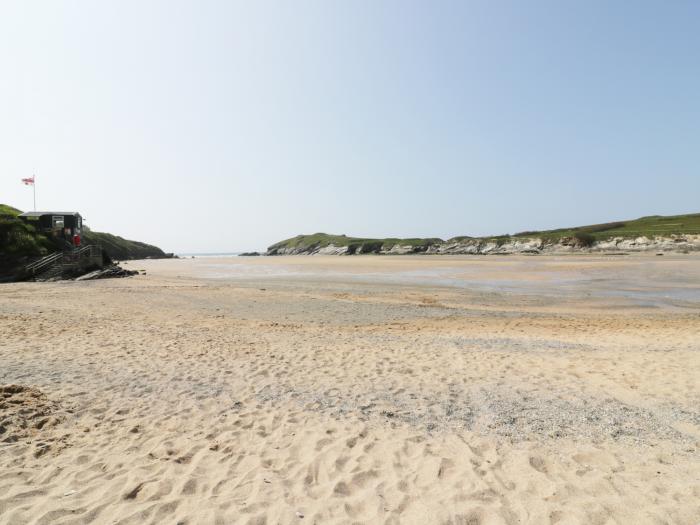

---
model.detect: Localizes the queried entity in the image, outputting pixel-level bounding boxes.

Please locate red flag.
[22,177,34,185]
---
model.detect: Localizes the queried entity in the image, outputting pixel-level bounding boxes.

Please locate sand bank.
[1,255,699,524]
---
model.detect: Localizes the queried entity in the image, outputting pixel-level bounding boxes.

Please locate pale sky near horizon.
[1,1,698,253]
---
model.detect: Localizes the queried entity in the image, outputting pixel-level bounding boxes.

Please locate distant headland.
[266,213,700,256]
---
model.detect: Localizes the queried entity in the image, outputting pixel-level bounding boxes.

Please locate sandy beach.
[1,254,699,524]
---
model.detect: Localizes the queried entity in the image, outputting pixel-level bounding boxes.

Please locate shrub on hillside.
[573,231,596,247]
[0,215,48,256]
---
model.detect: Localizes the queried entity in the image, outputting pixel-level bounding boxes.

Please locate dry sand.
[1,254,699,524]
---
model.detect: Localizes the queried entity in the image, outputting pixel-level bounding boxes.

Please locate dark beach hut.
[19,211,83,246]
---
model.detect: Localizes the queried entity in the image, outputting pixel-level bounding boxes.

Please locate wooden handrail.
[25,252,64,274]
[24,245,102,276]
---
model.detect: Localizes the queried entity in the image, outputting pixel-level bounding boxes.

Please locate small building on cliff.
[19,211,83,246]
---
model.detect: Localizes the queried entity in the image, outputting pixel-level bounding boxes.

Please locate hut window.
[52,216,65,229]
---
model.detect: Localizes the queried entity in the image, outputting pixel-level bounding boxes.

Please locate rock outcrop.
[269,244,350,256]
[426,235,700,255]
[266,235,700,256]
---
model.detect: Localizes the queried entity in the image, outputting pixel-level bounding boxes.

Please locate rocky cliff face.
[269,244,350,256]
[266,235,700,256]
[426,235,700,255]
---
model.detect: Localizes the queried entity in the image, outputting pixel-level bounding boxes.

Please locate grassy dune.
[512,213,700,241]
[269,213,700,253]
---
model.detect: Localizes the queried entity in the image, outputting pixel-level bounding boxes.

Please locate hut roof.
[19,211,81,217]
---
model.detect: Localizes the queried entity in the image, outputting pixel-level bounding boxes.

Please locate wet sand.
[1,255,699,524]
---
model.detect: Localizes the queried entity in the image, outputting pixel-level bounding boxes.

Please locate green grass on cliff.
[510,213,700,242]
[268,233,444,253]
[269,213,700,253]
[81,228,165,260]
[0,204,166,261]
[0,208,53,257]
[0,204,22,217]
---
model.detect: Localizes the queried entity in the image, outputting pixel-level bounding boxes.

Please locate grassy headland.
[81,229,167,261]
[268,213,700,254]
[510,213,700,242]
[0,203,167,271]
[267,233,444,255]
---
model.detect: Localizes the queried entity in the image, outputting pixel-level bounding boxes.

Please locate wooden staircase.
[24,245,103,279]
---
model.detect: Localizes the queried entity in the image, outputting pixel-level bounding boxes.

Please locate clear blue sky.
[1,1,698,253]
